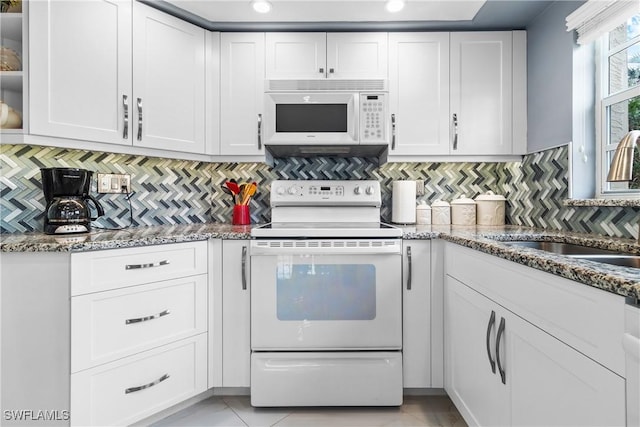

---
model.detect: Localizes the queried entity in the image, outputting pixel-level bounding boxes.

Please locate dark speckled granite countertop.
[403,224,640,300]
[2,223,640,300]
[0,223,252,252]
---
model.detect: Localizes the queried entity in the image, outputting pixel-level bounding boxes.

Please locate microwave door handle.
[257,113,263,150]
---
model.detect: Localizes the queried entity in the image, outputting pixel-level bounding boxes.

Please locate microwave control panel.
[360,93,387,143]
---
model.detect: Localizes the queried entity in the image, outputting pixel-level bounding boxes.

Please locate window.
[598,14,640,196]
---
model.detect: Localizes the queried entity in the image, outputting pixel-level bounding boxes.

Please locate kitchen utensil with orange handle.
[240,182,257,205]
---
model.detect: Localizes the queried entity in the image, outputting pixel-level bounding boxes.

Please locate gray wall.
[527,0,585,153]
[527,0,597,198]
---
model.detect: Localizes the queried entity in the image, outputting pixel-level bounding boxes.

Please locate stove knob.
[354,186,362,195]
[366,186,375,195]
[276,186,285,195]
[288,186,299,195]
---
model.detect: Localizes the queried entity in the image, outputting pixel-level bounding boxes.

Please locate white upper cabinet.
[132,2,205,153]
[266,32,387,79]
[266,32,326,79]
[29,0,206,154]
[388,33,450,155]
[29,0,132,145]
[326,33,388,79]
[220,33,265,156]
[450,32,513,156]
[388,31,526,158]
[205,32,221,155]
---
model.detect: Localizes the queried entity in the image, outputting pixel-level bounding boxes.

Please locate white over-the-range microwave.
[263,79,390,158]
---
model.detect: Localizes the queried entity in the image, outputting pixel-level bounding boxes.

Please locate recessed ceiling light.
[385,0,405,13]
[252,0,272,14]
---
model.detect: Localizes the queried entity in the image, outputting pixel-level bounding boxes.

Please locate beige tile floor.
[151,395,468,427]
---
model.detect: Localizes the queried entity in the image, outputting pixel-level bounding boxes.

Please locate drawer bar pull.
[125,260,170,270]
[125,309,170,325]
[125,373,169,394]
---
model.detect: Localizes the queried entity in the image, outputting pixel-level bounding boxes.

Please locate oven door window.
[251,251,402,350]
[276,262,376,321]
[276,104,347,133]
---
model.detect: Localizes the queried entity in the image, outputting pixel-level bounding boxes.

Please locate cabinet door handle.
[329,68,334,74]
[125,373,169,394]
[406,245,412,290]
[125,309,170,325]
[241,245,248,290]
[257,113,263,150]
[486,310,496,373]
[137,97,143,141]
[496,317,506,384]
[123,94,129,140]
[452,113,458,150]
[125,260,170,270]
[319,67,325,74]
[391,114,396,150]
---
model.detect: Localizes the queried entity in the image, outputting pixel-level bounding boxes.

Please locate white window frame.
[596,26,640,199]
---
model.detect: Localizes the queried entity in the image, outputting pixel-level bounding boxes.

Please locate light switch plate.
[97,173,131,194]
[415,180,425,196]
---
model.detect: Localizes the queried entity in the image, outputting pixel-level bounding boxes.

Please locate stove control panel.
[270,180,381,206]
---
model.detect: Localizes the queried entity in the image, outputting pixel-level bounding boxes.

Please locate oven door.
[250,239,402,350]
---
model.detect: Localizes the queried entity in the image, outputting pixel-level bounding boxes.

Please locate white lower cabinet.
[444,244,626,427]
[69,242,209,426]
[402,240,432,388]
[445,276,508,426]
[71,275,208,373]
[70,334,207,427]
[221,240,251,387]
[0,241,209,426]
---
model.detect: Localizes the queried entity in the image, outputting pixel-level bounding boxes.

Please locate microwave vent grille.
[267,79,387,92]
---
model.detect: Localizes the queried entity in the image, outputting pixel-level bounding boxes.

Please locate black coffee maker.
[40,167,105,234]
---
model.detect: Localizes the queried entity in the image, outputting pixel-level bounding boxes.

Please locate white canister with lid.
[475,191,506,225]
[451,195,477,226]
[416,201,431,225]
[431,200,451,225]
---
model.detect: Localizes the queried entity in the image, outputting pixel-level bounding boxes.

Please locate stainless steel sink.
[503,240,620,256]
[569,254,640,269]
[502,240,640,268]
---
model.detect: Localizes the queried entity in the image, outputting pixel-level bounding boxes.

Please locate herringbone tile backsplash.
[1,144,638,238]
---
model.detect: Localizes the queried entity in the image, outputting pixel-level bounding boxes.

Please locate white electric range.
[250,180,403,407]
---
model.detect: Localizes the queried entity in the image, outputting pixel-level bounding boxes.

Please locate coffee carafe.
[40,168,105,234]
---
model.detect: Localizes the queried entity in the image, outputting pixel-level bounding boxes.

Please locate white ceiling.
[164,0,487,23]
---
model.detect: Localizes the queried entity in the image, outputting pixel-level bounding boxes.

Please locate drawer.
[71,241,207,295]
[70,334,207,427]
[71,275,207,372]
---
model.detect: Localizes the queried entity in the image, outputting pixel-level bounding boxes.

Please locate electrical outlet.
[97,173,131,194]
[415,180,425,196]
